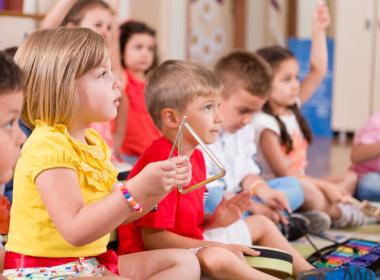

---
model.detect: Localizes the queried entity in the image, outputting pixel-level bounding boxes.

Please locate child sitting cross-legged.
[117,60,314,279]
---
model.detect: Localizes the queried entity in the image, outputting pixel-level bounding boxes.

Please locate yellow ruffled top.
[6,121,118,257]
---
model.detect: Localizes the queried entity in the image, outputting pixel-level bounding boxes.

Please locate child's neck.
[269,102,291,116]
[68,122,88,143]
[128,69,145,81]
[164,129,197,158]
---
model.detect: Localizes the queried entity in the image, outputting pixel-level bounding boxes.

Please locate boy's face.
[219,87,266,133]
[0,91,26,184]
[183,95,223,145]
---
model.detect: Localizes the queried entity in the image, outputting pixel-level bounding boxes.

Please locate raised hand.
[313,1,330,31]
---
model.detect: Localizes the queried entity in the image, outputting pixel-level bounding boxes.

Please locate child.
[351,111,380,201]
[118,59,314,279]
[42,0,127,160]
[254,2,377,228]
[204,50,310,230]
[117,21,161,165]
[0,51,26,277]
[3,28,200,280]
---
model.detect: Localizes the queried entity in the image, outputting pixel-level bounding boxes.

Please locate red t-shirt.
[121,71,161,157]
[117,137,206,254]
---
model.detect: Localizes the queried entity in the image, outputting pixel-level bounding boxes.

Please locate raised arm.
[40,0,77,29]
[299,1,330,104]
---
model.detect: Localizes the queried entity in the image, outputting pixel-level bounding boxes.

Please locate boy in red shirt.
[118,60,313,279]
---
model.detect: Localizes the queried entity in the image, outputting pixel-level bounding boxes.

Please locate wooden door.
[332,0,376,132]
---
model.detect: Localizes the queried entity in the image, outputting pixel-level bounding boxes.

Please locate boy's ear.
[161,108,181,128]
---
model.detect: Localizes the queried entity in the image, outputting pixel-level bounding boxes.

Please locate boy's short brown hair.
[145,60,223,129]
[214,50,272,98]
[0,51,23,95]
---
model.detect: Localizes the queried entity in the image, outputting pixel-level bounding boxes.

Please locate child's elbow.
[62,231,89,247]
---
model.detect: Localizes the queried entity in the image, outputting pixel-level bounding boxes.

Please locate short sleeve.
[252,112,281,145]
[21,129,78,183]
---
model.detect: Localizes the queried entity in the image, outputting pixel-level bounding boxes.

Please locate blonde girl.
[3,28,199,280]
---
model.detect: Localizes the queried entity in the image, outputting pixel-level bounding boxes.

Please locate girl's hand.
[313,1,330,32]
[218,243,260,260]
[171,156,192,187]
[130,159,177,200]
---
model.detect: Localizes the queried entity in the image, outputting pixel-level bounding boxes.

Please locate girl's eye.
[5,118,17,130]
[205,104,213,110]
[98,71,107,78]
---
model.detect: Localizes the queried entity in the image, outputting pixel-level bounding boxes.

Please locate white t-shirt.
[252,111,308,178]
[204,123,261,194]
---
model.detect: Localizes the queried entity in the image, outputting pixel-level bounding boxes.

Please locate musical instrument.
[245,245,293,278]
[308,239,380,275]
[168,116,226,194]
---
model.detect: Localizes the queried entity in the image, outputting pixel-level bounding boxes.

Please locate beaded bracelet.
[249,180,266,196]
[117,182,142,212]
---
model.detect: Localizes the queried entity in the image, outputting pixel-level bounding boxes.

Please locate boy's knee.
[197,247,230,274]
[169,249,200,268]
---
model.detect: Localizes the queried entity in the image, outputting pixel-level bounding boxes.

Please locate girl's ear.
[161,108,181,128]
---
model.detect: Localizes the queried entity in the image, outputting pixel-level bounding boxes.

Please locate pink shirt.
[351,112,380,177]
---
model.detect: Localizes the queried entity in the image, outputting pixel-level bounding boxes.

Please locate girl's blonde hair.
[14,27,108,128]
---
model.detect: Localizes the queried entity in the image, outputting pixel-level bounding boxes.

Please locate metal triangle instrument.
[168,116,226,194]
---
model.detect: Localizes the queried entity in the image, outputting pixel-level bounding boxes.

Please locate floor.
[293,137,380,277]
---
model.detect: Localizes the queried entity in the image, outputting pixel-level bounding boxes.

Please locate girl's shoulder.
[252,111,280,133]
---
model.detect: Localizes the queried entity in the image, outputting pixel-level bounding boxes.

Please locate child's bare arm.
[141,228,259,258]
[259,129,297,178]
[35,157,190,247]
[300,1,330,104]
[40,0,77,29]
[351,142,380,164]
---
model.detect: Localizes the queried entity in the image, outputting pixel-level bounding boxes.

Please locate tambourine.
[245,245,293,278]
[168,116,226,194]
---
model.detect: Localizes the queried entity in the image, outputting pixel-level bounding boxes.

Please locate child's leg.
[244,214,314,275]
[118,249,200,280]
[356,172,380,201]
[326,171,357,195]
[299,179,330,212]
[196,246,279,280]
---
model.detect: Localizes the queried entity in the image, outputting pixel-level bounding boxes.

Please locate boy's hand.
[210,191,251,228]
[219,243,260,260]
[249,201,288,224]
[313,1,330,32]
[255,185,291,214]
